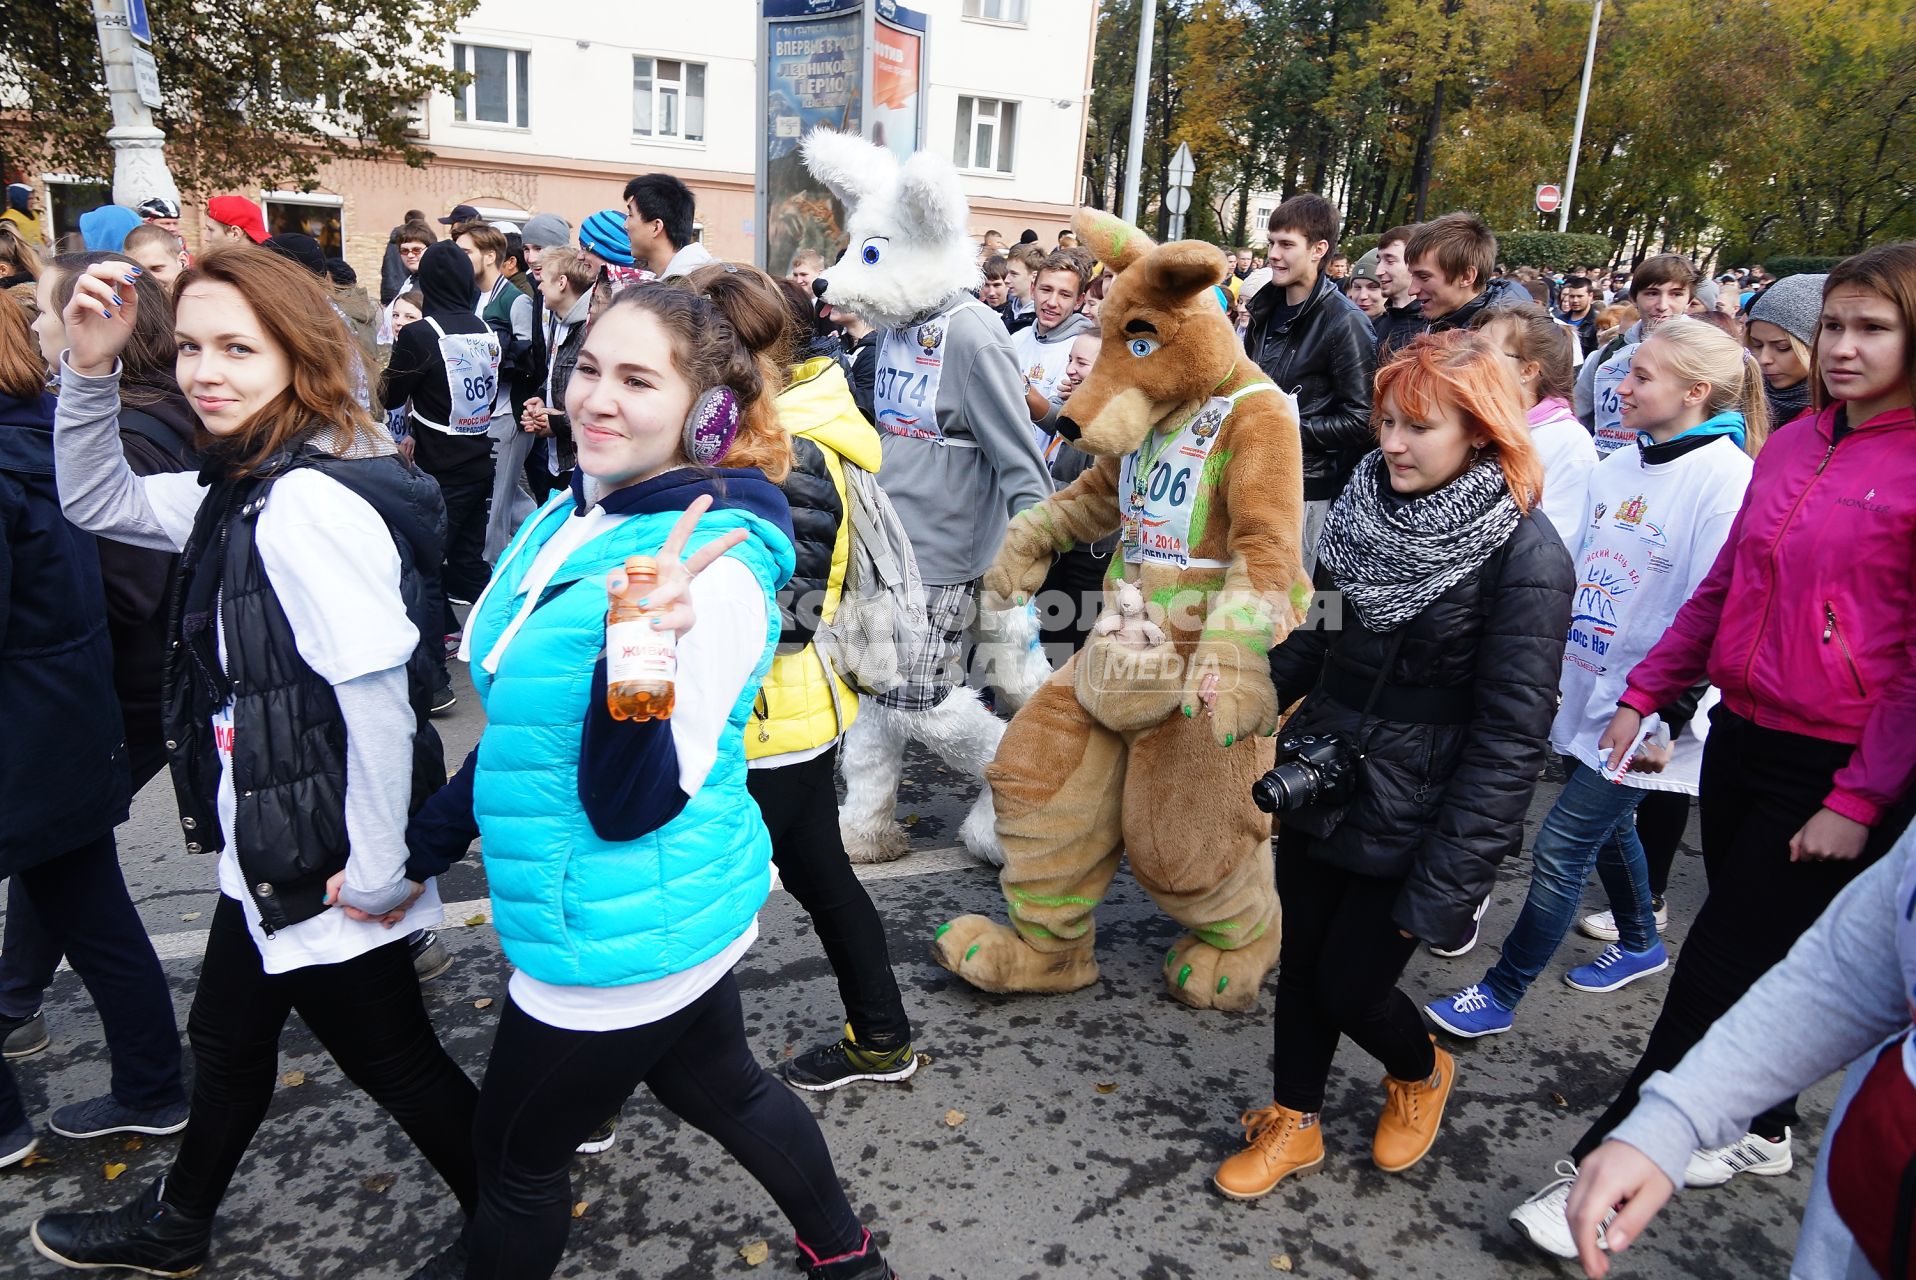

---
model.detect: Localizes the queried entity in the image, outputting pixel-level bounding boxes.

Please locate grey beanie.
[1747,272,1827,348]
[1351,247,1381,283]
[1693,279,1719,310]
[520,212,572,249]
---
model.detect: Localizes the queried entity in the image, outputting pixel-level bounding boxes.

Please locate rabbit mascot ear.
[802,128,981,331]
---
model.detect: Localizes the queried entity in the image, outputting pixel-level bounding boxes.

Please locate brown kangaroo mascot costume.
[932,209,1311,1011]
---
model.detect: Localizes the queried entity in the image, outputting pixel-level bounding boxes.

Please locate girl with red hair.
[1213,333,1573,1202]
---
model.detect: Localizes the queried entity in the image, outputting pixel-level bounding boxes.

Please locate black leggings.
[1634,788,1689,899]
[749,745,911,1047]
[1570,709,1915,1159]
[1270,831,1434,1113]
[165,896,478,1219]
[461,978,864,1279]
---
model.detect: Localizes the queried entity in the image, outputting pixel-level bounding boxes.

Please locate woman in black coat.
[0,298,185,1167]
[1213,333,1572,1201]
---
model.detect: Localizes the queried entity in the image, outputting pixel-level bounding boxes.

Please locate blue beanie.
[79,205,142,253]
[579,210,634,267]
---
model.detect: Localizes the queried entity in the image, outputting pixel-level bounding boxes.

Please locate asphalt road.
[1,659,1829,1279]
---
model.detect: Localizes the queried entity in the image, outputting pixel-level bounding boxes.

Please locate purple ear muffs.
[684,386,742,465]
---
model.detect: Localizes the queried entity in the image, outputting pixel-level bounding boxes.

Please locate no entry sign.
[1536,184,1563,214]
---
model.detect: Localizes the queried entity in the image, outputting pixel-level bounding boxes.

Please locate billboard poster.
[870,3,925,160]
[764,0,863,279]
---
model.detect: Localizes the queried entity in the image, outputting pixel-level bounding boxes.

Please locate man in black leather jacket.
[1242,194,1378,573]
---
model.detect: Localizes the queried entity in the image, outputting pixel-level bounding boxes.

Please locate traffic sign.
[1168,141,1195,188]
[126,0,152,44]
[1536,183,1562,214]
[1164,186,1190,216]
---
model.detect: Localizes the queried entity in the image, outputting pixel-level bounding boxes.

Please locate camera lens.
[1251,759,1319,813]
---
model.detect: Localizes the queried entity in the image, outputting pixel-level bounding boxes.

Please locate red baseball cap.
[206,195,268,244]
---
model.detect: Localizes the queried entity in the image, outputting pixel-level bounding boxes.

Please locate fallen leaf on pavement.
[280,1070,306,1087]
[740,1240,771,1266]
[19,1151,51,1167]
[361,1173,397,1194]
[465,914,489,927]
[1095,1082,1119,1094]
[904,814,920,826]
[572,1200,589,1219]
[1550,1092,1568,1107]
[121,1137,143,1152]
[1271,1254,1293,1271]
[944,1109,966,1127]
[474,998,494,1009]
[181,912,202,922]
[103,1162,127,1181]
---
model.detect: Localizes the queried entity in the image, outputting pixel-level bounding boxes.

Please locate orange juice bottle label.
[607,619,677,685]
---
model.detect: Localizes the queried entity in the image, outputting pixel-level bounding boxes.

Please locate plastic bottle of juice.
[606,555,677,721]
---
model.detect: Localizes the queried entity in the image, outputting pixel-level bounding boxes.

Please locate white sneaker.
[1428,896,1490,958]
[1510,1160,1613,1260]
[1684,1129,1792,1187]
[1509,1161,1592,1260]
[1578,895,1669,942]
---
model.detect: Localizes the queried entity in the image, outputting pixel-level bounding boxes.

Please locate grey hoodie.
[1013,310,1098,434]
[872,293,1052,585]
[1574,318,1647,426]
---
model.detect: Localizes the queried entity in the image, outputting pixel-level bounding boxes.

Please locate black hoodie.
[382,241,495,484]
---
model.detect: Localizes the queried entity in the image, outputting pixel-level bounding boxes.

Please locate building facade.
[30,0,1097,287]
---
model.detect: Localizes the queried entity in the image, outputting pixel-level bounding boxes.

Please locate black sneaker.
[430,682,458,715]
[781,1027,918,1093]
[31,1177,213,1277]
[575,1117,618,1155]
[1,1117,37,1168]
[1,1007,49,1059]
[797,1230,896,1280]
[408,930,453,983]
[406,1238,468,1279]
[50,1094,189,1139]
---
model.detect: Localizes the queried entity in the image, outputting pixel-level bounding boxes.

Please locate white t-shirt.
[134,468,445,974]
[1527,397,1598,554]
[1551,435,1752,792]
[472,501,770,1030]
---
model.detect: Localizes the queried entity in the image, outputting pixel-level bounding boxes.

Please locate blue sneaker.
[1423,983,1514,1038]
[1564,942,1669,993]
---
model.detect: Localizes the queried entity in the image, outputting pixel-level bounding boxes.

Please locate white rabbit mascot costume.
[802,128,1053,868]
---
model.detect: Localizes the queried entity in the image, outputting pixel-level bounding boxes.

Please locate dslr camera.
[1251,731,1360,814]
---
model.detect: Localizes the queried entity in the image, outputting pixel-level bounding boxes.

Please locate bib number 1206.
[1147,462,1191,507]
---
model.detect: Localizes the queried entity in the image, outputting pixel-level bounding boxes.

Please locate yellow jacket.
[746,356,883,761]
[1,207,46,248]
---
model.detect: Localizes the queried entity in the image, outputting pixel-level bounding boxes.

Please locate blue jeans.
[1482,760,1658,1010]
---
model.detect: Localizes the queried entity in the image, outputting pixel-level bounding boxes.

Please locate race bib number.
[426,317,502,436]
[1119,396,1229,568]
[873,300,989,444]
[1592,341,1640,457]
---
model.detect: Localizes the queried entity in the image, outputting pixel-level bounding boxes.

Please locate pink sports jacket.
[1620,404,1916,827]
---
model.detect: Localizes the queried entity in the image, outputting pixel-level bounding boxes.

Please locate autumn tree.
[0,0,476,195]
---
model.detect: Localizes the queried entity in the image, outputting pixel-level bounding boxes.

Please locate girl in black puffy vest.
[1212,332,1572,1202]
[33,248,477,1278]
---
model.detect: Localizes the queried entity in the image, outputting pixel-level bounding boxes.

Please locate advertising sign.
[871,2,926,160]
[763,0,863,278]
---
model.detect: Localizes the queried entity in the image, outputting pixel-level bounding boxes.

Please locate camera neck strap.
[1355,627,1409,726]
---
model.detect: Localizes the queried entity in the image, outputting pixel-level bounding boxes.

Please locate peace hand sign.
[604,494,749,641]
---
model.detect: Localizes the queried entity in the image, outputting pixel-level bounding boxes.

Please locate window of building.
[43,177,111,247]
[264,194,343,258]
[633,58,706,142]
[953,97,1018,174]
[453,43,530,128]
[963,0,1029,23]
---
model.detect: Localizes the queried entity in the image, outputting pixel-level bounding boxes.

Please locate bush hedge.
[1762,255,1844,279]
[1330,229,1613,272]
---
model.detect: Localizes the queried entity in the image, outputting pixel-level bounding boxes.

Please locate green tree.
[1,0,476,194]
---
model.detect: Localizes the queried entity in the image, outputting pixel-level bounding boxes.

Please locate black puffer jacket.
[1244,271,1379,501]
[1267,502,1573,948]
[777,433,841,650]
[164,449,447,933]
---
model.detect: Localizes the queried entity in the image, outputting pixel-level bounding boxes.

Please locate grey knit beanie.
[520,212,572,249]
[1747,273,1827,348]
[1351,247,1381,283]
[1693,279,1719,310]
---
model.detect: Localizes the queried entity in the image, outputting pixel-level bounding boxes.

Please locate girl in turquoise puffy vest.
[401,283,897,1280]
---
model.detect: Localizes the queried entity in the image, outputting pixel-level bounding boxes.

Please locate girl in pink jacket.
[1510,242,1916,1259]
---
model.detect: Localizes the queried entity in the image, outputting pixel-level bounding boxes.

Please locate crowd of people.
[0,163,1911,1280]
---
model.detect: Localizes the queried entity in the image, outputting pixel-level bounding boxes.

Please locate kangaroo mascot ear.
[1072,208,1155,275]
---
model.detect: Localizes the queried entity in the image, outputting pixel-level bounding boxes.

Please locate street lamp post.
[91,0,179,209]
[1120,0,1156,225]
[1558,0,1602,234]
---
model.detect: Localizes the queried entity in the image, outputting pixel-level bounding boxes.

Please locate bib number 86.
[462,374,496,403]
